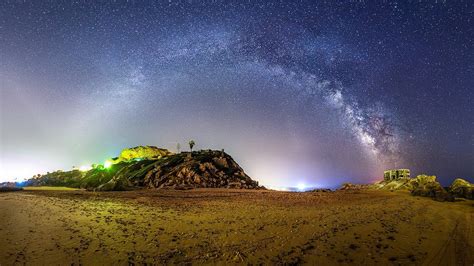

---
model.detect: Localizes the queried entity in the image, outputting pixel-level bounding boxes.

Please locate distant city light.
[297,183,306,191]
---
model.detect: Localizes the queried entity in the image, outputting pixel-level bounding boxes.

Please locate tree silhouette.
[188,140,195,152]
[176,143,181,153]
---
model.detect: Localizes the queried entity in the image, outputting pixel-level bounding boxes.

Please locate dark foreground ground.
[0,188,473,265]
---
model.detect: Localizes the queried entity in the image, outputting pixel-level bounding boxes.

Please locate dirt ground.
[0,188,473,265]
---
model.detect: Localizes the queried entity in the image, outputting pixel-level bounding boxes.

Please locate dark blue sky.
[1,1,472,187]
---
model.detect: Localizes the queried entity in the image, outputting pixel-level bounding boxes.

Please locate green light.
[104,160,113,169]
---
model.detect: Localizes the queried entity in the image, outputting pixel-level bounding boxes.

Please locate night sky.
[1,1,473,188]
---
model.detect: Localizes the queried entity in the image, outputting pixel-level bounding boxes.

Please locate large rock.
[114,146,174,163]
[448,178,474,199]
[414,174,436,184]
[140,150,263,190]
[370,178,415,191]
[410,175,454,202]
[363,175,456,202]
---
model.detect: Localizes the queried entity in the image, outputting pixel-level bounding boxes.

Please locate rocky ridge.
[339,175,473,201]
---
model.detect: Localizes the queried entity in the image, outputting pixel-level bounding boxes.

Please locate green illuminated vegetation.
[23,186,79,191]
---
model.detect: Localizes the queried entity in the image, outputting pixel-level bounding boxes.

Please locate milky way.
[1,1,472,187]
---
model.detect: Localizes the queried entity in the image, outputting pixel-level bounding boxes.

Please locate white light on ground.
[297,183,306,191]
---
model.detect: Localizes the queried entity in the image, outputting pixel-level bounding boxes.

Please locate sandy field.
[0,188,473,265]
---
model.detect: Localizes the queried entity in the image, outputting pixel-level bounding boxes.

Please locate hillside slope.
[24,148,263,191]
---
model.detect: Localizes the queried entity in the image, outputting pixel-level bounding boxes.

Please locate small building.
[384,169,410,181]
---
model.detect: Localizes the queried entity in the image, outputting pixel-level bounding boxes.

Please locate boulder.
[114,146,174,163]
[410,175,454,202]
[414,174,436,184]
[448,178,473,199]
[371,178,414,191]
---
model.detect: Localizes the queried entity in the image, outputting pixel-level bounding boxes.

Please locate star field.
[0,1,472,187]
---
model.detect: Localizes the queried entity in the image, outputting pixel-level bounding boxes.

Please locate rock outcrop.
[341,175,457,201]
[448,178,473,199]
[141,152,259,190]
[409,175,454,202]
[24,148,264,191]
[370,178,415,191]
[112,146,174,163]
[338,183,370,190]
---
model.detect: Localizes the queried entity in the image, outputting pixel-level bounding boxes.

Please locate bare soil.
[0,188,473,265]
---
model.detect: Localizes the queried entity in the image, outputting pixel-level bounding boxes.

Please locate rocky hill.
[24,147,264,191]
[340,175,473,201]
